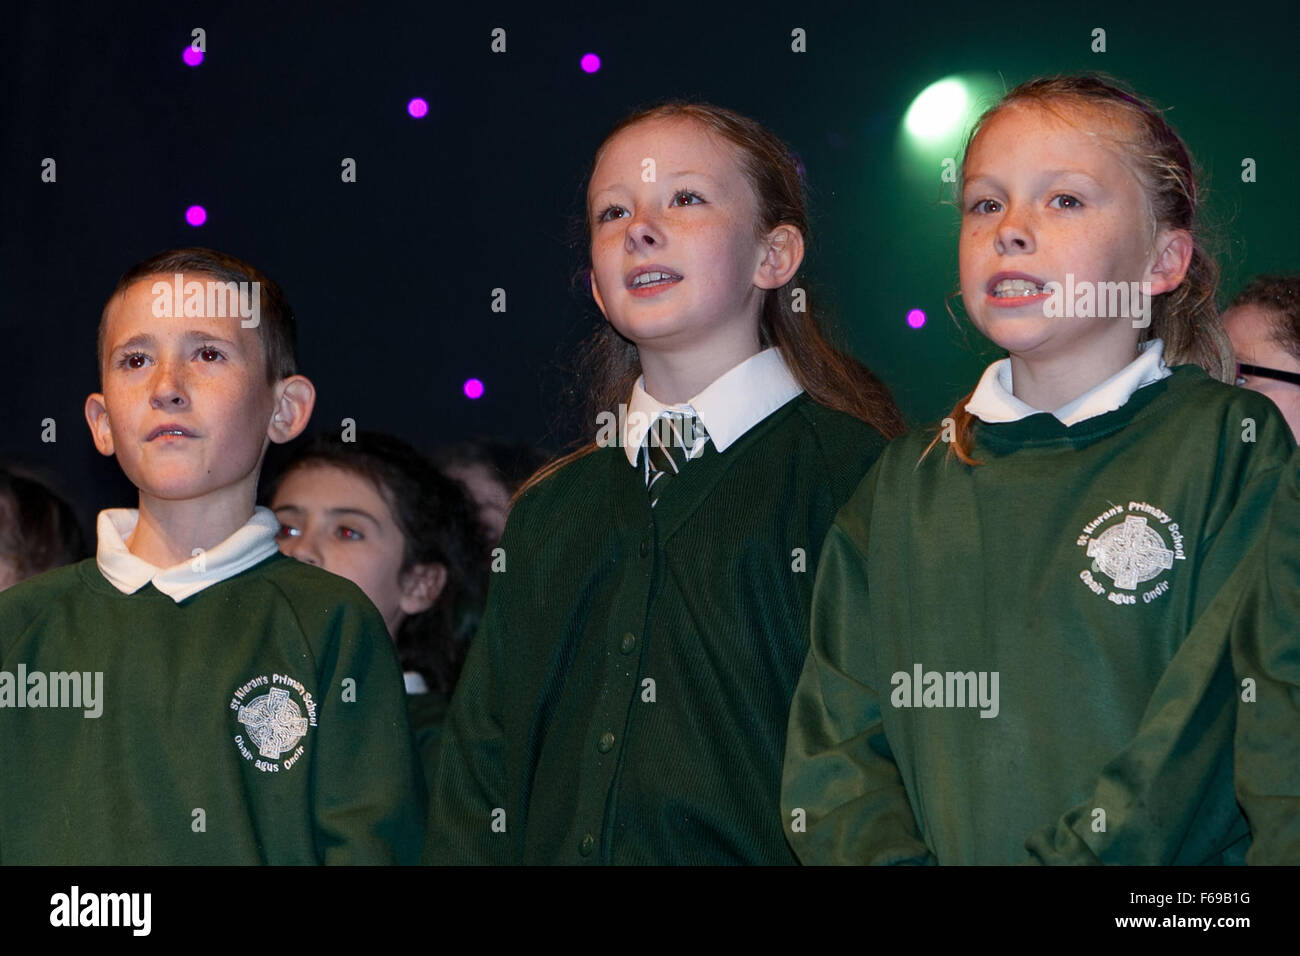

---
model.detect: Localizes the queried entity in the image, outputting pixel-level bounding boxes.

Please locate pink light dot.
[185,205,207,227]
[906,308,926,329]
[463,378,485,400]
[182,47,204,67]
[407,97,429,119]
[580,53,601,74]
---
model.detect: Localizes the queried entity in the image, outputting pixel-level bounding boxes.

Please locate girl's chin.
[606,314,699,347]
[970,315,1058,356]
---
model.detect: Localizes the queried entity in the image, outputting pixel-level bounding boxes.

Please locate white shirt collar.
[965,339,1171,427]
[622,347,804,466]
[403,672,430,694]
[95,505,281,603]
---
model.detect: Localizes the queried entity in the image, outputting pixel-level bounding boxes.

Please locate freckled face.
[95,276,276,502]
[586,117,768,352]
[959,104,1158,361]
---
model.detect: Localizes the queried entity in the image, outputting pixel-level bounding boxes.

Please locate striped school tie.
[641,411,711,508]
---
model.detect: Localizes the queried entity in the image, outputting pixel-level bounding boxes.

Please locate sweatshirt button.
[620,632,637,654]
[639,537,650,557]
[598,731,615,753]
[579,833,595,856]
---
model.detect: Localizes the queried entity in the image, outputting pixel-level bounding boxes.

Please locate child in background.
[269,431,486,792]
[0,248,424,864]
[1215,277,1300,863]
[1223,275,1300,439]
[1230,446,1300,863]
[0,466,86,591]
[783,75,1293,864]
[433,439,547,546]
[426,101,904,864]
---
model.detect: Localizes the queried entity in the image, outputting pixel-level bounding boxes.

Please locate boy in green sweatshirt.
[0,248,424,864]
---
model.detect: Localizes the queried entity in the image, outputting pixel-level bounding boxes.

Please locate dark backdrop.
[2,0,1296,538]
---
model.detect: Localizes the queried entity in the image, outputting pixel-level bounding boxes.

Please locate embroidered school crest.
[229,674,318,772]
[1075,500,1186,607]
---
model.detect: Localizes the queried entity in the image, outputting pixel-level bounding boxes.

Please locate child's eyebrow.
[663,169,717,182]
[328,507,381,527]
[109,330,243,354]
[109,332,156,354]
[271,504,382,529]
[587,182,622,205]
[589,170,721,204]
[181,331,241,348]
[1038,168,1106,187]
[964,169,1106,192]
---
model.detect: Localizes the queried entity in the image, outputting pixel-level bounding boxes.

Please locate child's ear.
[268,375,316,444]
[589,270,609,318]
[1146,227,1194,296]
[754,224,805,291]
[84,393,115,457]
[399,562,447,616]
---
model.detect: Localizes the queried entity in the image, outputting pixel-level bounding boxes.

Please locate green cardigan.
[0,551,425,864]
[424,393,888,864]
[783,365,1294,865]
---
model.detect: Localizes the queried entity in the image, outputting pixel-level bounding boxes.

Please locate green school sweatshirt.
[783,365,1294,865]
[1229,447,1300,863]
[0,552,426,864]
[424,394,888,864]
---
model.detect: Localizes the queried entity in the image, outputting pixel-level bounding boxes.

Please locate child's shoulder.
[247,551,390,637]
[511,443,615,511]
[0,555,390,666]
[0,559,98,655]
[871,424,941,470]
[1157,365,1292,455]
[863,366,1294,481]
[786,397,895,504]
[0,558,95,615]
[837,426,934,506]
[1167,362,1281,412]
[792,395,893,452]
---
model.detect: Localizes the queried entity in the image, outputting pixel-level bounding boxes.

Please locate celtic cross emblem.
[238,687,309,759]
[1086,515,1174,590]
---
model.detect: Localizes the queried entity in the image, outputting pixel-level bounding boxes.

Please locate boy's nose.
[149,364,189,408]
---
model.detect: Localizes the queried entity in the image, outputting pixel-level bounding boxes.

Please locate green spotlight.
[904,78,970,143]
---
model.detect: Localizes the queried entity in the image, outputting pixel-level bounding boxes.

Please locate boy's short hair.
[98,247,297,386]
[1230,274,1300,361]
